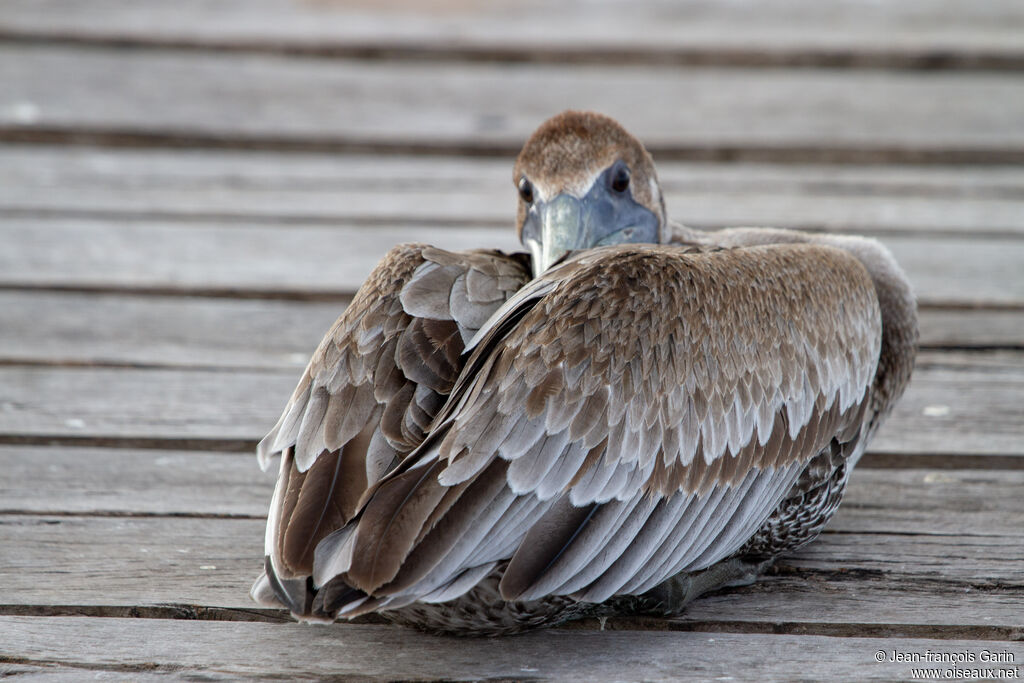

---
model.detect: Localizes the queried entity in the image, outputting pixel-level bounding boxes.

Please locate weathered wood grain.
[778,532,1024,583]
[1,292,1017,373]
[0,446,272,516]
[2,218,1021,306]
[1,0,1021,68]
[838,468,1024,535]
[0,218,495,297]
[0,291,346,370]
[2,45,1024,161]
[0,365,296,443]
[0,515,267,608]
[681,570,1024,637]
[878,356,1024,457]
[3,146,1024,236]
[3,617,1021,682]
[0,353,1020,455]
[917,310,1024,350]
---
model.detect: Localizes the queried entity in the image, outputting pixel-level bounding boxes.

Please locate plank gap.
[917,301,1024,313]
[0,604,292,623]
[3,32,1023,73]
[918,344,1024,353]
[4,126,1024,166]
[858,453,1024,470]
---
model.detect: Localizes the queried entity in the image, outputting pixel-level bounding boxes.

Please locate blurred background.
[1,1,1023,679]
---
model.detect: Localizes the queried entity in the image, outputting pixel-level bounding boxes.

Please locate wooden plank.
[0,446,271,516]
[0,516,268,608]
[2,618,1020,682]
[0,291,346,371]
[3,146,1024,236]
[0,364,296,443]
[0,218,500,297]
[683,568,1024,635]
[837,468,1024,536]
[1,292,1017,372]
[2,218,1021,306]
[917,309,1024,350]
[1,0,1021,67]
[2,45,1024,162]
[885,238,1024,307]
[878,355,1024,457]
[2,446,1022,631]
[778,532,1024,583]
[0,353,1020,455]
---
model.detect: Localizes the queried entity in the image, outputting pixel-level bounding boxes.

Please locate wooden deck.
[1,2,1022,680]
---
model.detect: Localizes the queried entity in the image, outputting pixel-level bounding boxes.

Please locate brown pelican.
[251,111,918,635]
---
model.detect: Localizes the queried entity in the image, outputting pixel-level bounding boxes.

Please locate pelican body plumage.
[251,111,918,636]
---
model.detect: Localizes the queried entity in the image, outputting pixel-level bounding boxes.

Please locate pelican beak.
[529,194,582,277]
[523,188,660,278]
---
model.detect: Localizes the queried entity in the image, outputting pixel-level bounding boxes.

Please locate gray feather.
[399,263,459,320]
[449,273,496,330]
[419,562,500,603]
[312,525,357,587]
[295,387,329,471]
[323,383,377,452]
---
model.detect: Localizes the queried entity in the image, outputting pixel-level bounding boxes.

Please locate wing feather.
[574,493,692,602]
[519,494,641,599]
[618,485,731,595]
[551,492,660,596]
[505,430,571,494]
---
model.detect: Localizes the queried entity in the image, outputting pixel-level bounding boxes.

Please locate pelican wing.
[315,242,882,613]
[256,244,530,594]
[673,223,919,442]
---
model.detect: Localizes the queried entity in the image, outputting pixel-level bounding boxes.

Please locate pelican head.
[514,111,668,277]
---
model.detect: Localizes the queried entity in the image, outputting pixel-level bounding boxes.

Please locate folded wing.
[253,244,530,611]
[313,242,882,614]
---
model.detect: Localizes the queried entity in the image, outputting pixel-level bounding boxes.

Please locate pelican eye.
[518,176,534,203]
[610,164,631,193]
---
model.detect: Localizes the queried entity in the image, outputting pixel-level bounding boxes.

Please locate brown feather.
[499,496,599,601]
[343,460,450,593]
[278,421,374,576]
[378,459,512,596]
